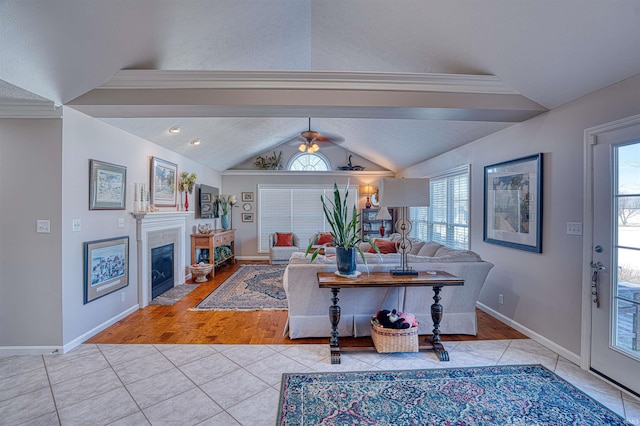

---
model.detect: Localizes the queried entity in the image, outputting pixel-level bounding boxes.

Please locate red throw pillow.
[368,239,397,254]
[275,232,294,247]
[317,233,333,245]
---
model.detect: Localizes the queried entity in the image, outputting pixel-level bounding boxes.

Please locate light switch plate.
[72,219,81,232]
[118,218,125,228]
[567,222,583,236]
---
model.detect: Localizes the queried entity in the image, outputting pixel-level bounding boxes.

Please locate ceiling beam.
[68,70,547,122]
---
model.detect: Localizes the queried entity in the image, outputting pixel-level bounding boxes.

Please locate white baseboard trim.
[477,302,581,366]
[236,255,269,261]
[0,346,63,356]
[61,305,140,354]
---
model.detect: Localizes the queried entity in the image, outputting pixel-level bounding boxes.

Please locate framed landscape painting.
[484,153,543,252]
[89,159,126,210]
[150,157,177,207]
[84,236,129,304]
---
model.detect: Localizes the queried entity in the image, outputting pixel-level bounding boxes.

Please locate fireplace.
[151,243,174,298]
[132,211,191,307]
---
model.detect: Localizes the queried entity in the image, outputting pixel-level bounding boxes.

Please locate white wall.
[60,107,220,347]
[401,74,640,356]
[0,118,63,348]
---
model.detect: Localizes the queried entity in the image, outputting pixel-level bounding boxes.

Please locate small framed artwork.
[201,193,212,203]
[242,192,254,202]
[84,236,129,304]
[89,159,127,210]
[484,153,543,253]
[242,212,254,222]
[150,157,177,207]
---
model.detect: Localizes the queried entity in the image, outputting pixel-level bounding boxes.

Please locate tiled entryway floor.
[2,340,640,425]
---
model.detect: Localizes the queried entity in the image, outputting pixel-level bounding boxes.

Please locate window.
[287,153,331,171]
[409,165,470,249]
[258,184,357,252]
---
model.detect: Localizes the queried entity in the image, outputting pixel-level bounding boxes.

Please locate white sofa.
[283,238,494,339]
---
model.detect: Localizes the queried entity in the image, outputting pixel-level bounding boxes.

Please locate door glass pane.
[614,142,640,359]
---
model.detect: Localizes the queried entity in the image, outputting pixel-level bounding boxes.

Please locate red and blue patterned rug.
[191,265,287,311]
[277,365,632,425]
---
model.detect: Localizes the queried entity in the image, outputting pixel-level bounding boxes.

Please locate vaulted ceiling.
[2,1,640,171]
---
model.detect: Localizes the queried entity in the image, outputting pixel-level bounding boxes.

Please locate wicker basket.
[370,319,419,353]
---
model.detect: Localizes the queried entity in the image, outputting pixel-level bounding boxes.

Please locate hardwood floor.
[86,260,526,345]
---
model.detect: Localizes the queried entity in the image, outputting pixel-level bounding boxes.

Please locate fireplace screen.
[151,243,174,299]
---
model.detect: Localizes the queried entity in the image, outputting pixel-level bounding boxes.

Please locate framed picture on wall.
[242,213,254,222]
[484,153,543,252]
[89,159,127,210]
[242,192,254,202]
[150,157,177,207]
[84,236,129,304]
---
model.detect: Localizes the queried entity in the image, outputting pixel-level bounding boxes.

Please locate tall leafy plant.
[306,181,378,263]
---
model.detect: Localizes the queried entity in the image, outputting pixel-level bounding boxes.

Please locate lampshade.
[359,184,375,195]
[374,207,392,220]
[378,178,430,207]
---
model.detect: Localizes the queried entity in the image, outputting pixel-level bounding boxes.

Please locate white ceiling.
[2,1,640,172]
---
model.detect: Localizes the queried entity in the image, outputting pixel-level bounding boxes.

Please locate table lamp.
[374,206,392,236]
[378,178,430,275]
[360,184,376,208]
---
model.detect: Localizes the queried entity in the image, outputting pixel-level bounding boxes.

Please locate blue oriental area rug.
[191,265,287,311]
[277,365,632,425]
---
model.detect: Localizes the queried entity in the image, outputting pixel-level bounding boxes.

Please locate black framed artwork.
[89,159,126,210]
[484,153,543,253]
[84,236,129,304]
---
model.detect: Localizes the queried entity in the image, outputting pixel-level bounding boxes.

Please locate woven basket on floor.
[370,319,419,353]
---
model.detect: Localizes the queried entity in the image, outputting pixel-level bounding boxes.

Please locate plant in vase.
[216,194,237,229]
[179,172,197,211]
[306,181,378,277]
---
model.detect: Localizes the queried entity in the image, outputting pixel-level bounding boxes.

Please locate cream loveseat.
[283,237,494,339]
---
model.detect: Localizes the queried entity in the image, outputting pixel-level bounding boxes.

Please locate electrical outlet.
[120,292,125,302]
[72,219,81,232]
[498,294,504,305]
[118,217,125,228]
[36,220,51,233]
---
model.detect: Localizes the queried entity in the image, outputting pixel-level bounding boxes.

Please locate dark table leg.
[329,288,341,364]
[430,285,449,361]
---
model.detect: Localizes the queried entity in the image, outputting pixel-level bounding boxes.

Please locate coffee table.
[317,271,464,364]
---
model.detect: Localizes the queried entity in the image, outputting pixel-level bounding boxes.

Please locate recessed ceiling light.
[169,125,182,134]
[190,139,201,146]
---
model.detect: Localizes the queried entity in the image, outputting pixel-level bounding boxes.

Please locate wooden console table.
[190,230,235,277]
[317,271,464,364]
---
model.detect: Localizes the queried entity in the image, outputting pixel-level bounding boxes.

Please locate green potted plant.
[306,182,378,276]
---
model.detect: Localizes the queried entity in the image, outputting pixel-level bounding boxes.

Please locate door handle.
[590,261,606,308]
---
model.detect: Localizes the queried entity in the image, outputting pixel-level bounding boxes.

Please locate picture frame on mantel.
[89,159,127,210]
[84,236,129,304]
[150,157,177,207]
[484,153,543,253]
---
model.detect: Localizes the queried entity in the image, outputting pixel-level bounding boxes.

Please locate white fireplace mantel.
[132,211,193,307]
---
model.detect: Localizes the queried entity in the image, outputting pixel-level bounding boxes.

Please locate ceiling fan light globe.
[298,143,307,152]
[312,143,319,152]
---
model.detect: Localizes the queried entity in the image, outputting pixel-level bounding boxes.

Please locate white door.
[590,121,640,394]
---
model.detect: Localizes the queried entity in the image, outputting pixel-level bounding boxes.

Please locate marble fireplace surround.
[132,211,193,307]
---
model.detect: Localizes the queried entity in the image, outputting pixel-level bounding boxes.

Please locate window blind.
[409,165,470,250]
[258,184,358,252]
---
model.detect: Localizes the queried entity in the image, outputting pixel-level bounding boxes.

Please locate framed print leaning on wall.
[150,157,177,207]
[89,159,127,210]
[84,236,129,304]
[484,153,543,253]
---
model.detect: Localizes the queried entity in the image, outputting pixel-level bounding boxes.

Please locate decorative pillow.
[417,241,443,257]
[409,239,425,255]
[316,233,333,245]
[368,238,397,254]
[274,232,294,247]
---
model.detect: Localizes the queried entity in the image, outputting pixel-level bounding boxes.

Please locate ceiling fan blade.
[315,132,345,144]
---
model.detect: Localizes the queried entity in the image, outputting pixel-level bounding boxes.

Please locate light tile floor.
[1,340,639,425]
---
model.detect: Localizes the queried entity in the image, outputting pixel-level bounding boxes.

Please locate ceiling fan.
[297,118,343,153]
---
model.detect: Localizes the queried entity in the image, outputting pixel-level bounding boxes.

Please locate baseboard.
[477,302,581,365]
[61,304,140,354]
[236,255,269,261]
[0,345,63,356]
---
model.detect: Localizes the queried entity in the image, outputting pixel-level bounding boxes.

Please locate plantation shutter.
[258,184,358,252]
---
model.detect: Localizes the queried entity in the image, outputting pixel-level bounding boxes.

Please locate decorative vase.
[221,214,230,230]
[185,192,189,211]
[336,247,357,276]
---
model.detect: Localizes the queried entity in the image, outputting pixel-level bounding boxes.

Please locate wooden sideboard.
[190,230,235,277]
